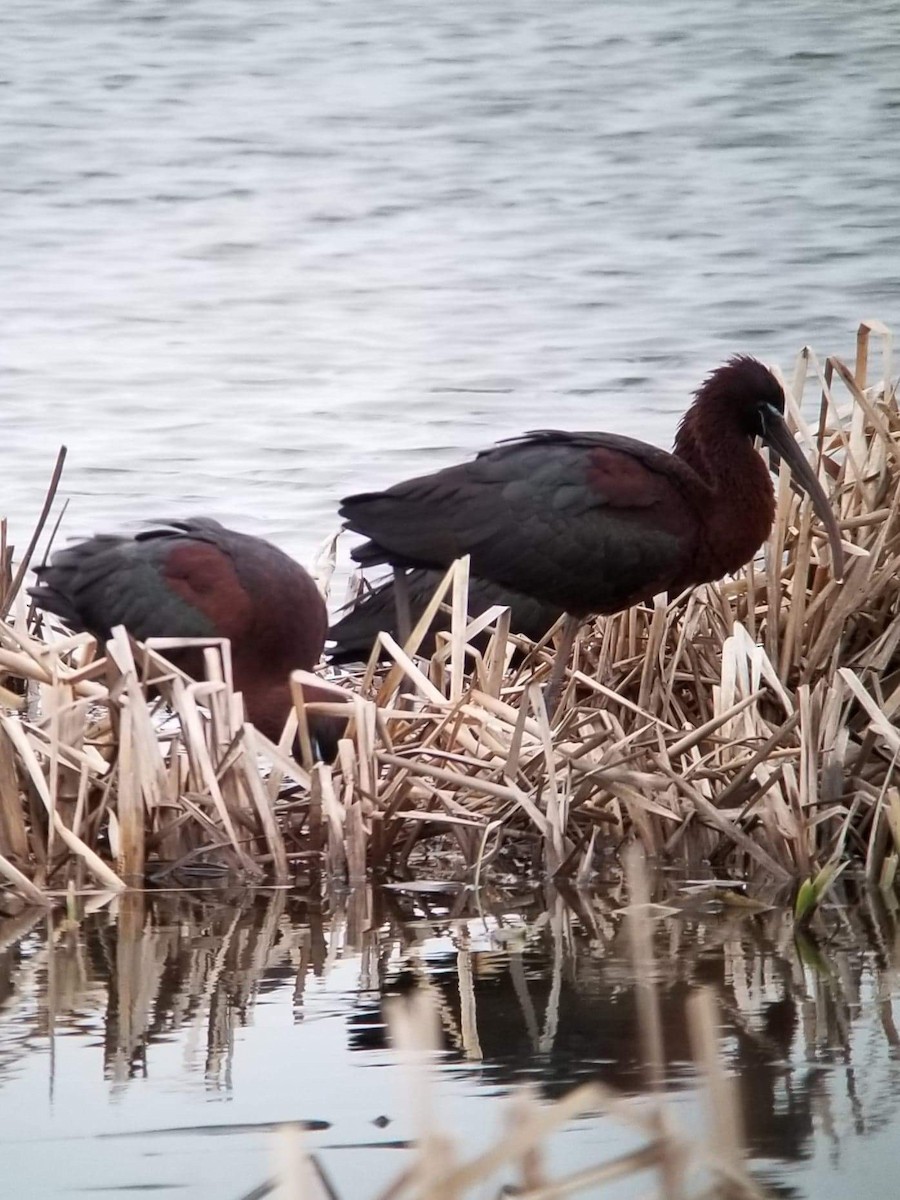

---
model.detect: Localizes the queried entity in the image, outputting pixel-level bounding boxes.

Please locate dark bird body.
[328,569,564,664]
[30,519,338,749]
[341,359,844,689]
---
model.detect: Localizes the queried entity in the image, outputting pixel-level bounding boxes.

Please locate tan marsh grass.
[0,321,897,903]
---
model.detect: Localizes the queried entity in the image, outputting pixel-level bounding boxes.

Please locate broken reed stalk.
[0,445,67,621]
[0,323,899,902]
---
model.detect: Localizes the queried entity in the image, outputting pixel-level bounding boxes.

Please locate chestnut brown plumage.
[30,518,344,756]
[340,358,845,700]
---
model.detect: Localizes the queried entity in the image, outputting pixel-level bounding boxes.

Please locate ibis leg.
[544,612,581,716]
[392,567,413,645]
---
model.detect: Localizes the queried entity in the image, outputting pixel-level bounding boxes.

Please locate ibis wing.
[340,433,702,615]
[30,533,221,643]
[139,519,325,655]
[32,520,327,669]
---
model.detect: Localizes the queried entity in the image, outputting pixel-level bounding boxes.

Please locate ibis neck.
[673,416,775,581]
[241,678,294,745]
[243,676,347,762]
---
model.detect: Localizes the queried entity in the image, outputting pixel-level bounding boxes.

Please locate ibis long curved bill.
[760,409,844,580]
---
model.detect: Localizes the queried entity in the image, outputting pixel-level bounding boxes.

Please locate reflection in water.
[1,879,899,1196]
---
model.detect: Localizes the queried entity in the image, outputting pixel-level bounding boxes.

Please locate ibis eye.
[757,401,782,438]
[747,406,768,440]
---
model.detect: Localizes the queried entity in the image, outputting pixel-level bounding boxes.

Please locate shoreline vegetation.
[0,321,897,910]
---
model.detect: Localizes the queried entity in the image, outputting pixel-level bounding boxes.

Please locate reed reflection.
[0,877,898,1179]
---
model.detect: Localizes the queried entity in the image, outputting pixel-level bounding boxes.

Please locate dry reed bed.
[0,321,898,902]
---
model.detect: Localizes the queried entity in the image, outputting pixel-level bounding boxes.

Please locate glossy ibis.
[328,569,563,663]
[30,518,343,755]
[340,357,845,702]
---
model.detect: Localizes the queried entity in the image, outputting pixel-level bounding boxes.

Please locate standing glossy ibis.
[340,357,845,701]
[328,569,563,663]
[30,518,343,754]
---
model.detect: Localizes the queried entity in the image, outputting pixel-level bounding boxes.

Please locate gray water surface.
[3,0,899,583]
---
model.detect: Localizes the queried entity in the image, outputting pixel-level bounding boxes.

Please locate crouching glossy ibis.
[340,357,845,702]
[30,518,345,757]
[328,569,563,663]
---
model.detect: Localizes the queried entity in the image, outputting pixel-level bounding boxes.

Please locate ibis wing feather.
[31,519,327,670]
[341,433,704,615]
[31,534,219,642]
[142,519,326,661]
